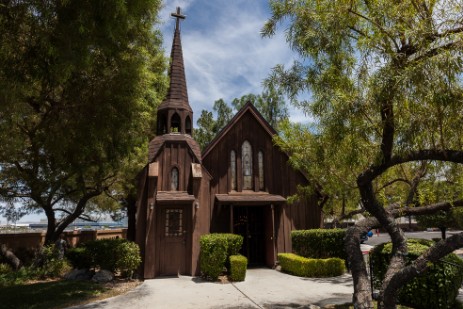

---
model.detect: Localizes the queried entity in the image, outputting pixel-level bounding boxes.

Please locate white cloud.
[159,1,310,124]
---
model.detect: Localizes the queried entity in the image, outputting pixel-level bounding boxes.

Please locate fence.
[0,229,127,252]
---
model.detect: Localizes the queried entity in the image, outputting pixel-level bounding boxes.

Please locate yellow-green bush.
[229,255,247,281]
[278,253,346,277]
[199,233,243,281]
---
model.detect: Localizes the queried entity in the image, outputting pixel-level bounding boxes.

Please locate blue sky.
[5,0,308,224]
[159,0,308,123]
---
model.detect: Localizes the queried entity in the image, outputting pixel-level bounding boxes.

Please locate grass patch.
[0,280,110,309]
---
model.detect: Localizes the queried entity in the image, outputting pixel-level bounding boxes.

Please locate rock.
[64,269,93,280]
[92,269,114,283]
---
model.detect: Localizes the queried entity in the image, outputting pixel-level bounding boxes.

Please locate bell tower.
[157,7,193,136]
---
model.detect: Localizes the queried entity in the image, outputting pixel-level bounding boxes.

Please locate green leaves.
[0,0,167,239]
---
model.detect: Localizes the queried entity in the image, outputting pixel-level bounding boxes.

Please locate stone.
[65,268,93,280]
[92,269,114,283]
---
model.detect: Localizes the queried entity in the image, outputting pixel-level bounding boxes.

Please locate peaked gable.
[149,133,202,163]
[202,102,277,159]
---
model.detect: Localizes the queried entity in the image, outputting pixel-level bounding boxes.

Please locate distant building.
[133,7,322,279]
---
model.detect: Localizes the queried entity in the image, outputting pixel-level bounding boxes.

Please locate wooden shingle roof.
[215,192,286,205]
[158,20,192,113]
[148,133,202,163]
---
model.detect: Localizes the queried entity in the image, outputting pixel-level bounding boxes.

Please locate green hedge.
[199,233,243,281]
[66,247,92,270]
[291,229,347,260]
[66,239,141,278]
[370,239,463,309]
[229,255,247,281]
[278,253,346,277]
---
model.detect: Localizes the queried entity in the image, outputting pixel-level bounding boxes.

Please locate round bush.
[115,241,141,278]
[66,239,141,278]
[370,239,463,309]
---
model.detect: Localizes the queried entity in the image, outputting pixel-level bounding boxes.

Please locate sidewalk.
[70,268,354,309]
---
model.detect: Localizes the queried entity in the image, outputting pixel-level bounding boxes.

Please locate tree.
[0,0,167,243]
[195,110,217,150]
[416,210,455,240]
[196,90,289,149]
[263,1,463,308]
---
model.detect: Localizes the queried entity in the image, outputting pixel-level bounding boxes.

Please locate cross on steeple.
[171,7,186,30]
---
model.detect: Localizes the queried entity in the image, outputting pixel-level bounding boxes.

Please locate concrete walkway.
[70,268,354,309]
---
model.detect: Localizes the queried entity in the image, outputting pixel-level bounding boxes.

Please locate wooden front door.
[159,205,190,276]
[233,206,266,265]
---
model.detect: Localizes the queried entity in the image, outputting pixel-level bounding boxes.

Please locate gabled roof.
[148,133,202,163]
[202,102,277,158]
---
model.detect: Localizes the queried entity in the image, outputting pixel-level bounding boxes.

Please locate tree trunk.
[44,207,58,245]
[126,194,137,241]
[440,227,447,239]
[346,226,374,309]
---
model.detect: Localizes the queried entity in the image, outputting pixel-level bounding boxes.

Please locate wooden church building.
[134,8,322,279]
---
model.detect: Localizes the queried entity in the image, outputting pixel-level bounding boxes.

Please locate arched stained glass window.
[242,141,252,190]
[258,151,264,190]
[171,167,179,191]
[230,150,236,190]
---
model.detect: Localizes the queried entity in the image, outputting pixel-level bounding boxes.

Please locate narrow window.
[258,151,264,190]
[171,113,181,133]
[242,141,252,189]
[158,114,167,134]
[185,116,192,135]
[171,167,179,191]
[230,150,236,190]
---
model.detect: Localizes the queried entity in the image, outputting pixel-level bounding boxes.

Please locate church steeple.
[157,7,193,136]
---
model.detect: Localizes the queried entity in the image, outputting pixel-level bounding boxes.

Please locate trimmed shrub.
[115,241,142,278]
[278,253,346,277]
[66,239,141,278]
[84,239,121,272]
[200,234,228,280]
[66,247,92,269]
[229,255,247,281]
[199,233,244,281]
[370,239,463,309]
[222,234,243,257]
[291,229,347,260]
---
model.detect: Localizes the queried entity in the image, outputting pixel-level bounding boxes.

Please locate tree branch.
[359,149,463,185]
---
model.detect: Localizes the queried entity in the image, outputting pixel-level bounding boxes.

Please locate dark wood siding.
[203,108,322,257]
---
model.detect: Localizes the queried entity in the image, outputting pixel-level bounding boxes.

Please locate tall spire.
[158,7,191,113]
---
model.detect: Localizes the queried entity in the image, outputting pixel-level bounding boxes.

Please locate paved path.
[70,269,354,309]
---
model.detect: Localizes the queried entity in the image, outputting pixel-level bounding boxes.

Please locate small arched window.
[171,167,179,191]
[185,116,192,135]
[242,141,252,190]
[258,151,264,190]
[171,113,181,133]
[230,150,236,190]
[158,114,167,134]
